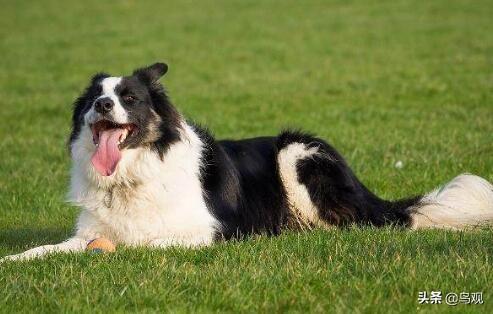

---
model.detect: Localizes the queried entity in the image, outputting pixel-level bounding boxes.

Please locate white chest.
[69,125,218,246]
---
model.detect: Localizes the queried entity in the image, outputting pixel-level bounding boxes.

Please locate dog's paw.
[0,247,47,263]
[0,254,23,263]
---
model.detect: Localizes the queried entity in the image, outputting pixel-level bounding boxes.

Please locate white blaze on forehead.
[96,76,128,123]
[101,77,122,96]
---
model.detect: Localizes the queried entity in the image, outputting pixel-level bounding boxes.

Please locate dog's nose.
[94,97,114,114]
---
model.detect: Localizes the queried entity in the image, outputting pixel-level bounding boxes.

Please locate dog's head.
[70,63,182,177]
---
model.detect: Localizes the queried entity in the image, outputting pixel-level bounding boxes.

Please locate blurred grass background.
[0,0,492,312]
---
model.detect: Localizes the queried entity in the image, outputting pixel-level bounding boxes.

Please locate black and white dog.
[3,63,493,261]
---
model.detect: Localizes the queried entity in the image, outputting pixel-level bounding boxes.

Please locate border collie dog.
[3,63,493,261]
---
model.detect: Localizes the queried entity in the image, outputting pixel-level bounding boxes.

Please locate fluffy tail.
[410,174,493,230]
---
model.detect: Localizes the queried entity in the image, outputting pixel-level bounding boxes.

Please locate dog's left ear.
[134,62,168,83]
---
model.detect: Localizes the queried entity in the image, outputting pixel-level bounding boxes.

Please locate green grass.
[0,0,492,312]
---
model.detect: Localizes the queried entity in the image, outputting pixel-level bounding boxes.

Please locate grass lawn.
[1,0,492,312]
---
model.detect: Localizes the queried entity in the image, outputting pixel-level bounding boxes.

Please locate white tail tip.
[411,174,493,230]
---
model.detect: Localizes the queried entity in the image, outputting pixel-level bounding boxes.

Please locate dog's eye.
[122,95,136,103]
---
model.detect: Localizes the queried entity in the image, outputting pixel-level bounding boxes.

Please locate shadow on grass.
[0,227,71,251]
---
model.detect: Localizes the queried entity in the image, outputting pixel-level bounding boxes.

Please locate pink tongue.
[91,129,124,176]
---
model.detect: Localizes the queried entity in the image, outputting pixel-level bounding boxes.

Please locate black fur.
[278,131,417,227]
[70,62,422,240]
[69,64,181,156]
[195,129,419,239]
[69,73,108,148]
[194,128,290,239]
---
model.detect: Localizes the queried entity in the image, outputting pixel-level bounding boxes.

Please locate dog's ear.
[133,62,168,83]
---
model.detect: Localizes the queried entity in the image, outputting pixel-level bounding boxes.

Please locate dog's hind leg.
[277,131,493,230]
[277,139,330,228]
[277,131,415,228]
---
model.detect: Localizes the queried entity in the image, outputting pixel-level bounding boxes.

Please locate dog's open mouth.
[90,120,137,176]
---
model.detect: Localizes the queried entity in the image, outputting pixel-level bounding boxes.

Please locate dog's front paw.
[0,254,24,263]
[0,246,52,263]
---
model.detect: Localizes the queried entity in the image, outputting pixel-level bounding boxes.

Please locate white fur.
[411,174,493,229]
[84,77,128,124]
[0,238,86,262]
[1,119,218,262]
[278,143,329,228]
[70,120,217,246]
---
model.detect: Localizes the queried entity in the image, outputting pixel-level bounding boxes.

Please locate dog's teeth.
[118,129,129,144]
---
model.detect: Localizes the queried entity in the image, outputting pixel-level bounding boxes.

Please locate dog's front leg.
[0,237,87,262]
